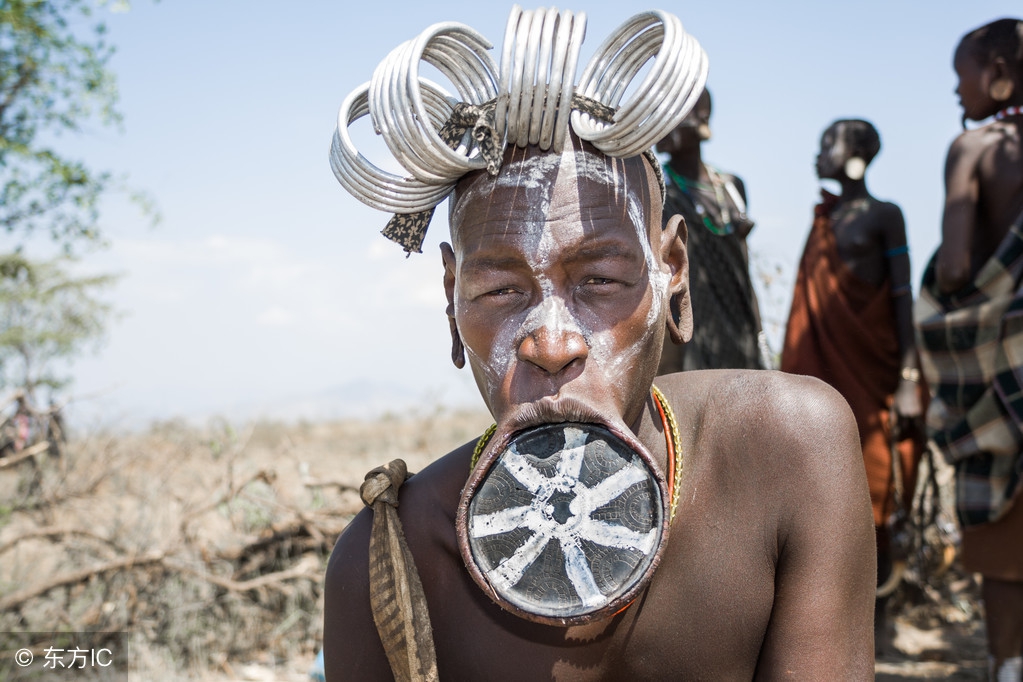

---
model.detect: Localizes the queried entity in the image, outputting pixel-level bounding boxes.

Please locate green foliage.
[0,251,115,393]
[0,0,121,250]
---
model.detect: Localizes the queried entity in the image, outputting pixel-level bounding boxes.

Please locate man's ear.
[441,242,465,368]
[990,57,1015,101]
[661,214,693,344]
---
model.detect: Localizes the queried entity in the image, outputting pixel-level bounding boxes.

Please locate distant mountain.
[224,378,482,423]
[63,377,486,432]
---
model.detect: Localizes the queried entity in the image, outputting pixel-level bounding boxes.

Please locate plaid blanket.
[916,215,1023,525]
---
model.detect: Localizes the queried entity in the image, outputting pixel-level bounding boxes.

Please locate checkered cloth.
[916,214,1023,526]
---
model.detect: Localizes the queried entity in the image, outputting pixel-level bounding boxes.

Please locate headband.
[330,6,708,254]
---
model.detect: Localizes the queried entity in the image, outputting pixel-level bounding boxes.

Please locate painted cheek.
[589,287,658,382]
[625,189,667,326]
[455,293,506,395]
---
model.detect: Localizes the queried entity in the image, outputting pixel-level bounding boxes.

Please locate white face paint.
[449,142,670,425]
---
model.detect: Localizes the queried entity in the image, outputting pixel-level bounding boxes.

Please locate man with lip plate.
[325,7,875,681]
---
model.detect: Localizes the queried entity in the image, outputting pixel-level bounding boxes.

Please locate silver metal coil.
[330,7,708,221]
[573,10,707,157]
[496,6,586,152]
[329,82,454,213]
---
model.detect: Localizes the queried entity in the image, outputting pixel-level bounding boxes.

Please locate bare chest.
[423,494,777,681]
[831,204,886,286]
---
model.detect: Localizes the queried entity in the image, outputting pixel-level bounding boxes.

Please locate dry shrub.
[0,406,492,677]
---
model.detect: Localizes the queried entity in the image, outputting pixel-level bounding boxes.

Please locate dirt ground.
[876,611,987,680]
[0,407,995,680]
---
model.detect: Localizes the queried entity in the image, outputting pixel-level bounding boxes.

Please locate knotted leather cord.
[381,93,662,255]
[360,459,439,682]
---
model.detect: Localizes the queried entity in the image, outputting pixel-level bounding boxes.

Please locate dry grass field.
[0,406,991,680]
[0,407,492,680]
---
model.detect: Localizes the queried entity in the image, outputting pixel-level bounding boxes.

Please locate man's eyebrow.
[459,254,527,275]
[563,240,641,264]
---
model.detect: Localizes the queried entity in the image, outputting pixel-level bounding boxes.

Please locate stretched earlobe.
[666,289,693,345]
[844,157,866,181]
[991,78,1014,102]
[662,214,693,345]
[441,241,465,368]
[449,316,466,368]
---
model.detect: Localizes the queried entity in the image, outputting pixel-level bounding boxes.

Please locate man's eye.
[583,277,616,286]
[484,287,519,297]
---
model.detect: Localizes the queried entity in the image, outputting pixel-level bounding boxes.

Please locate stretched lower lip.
[503,396,610,433]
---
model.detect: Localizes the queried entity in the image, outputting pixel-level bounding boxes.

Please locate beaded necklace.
[663,164,734,236]
[469,385,684,520]
[995,105,1023,120]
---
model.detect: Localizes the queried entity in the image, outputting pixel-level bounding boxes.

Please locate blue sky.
[48,0,1021,426]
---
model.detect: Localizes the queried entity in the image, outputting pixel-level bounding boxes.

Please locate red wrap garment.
[781,195,923,527]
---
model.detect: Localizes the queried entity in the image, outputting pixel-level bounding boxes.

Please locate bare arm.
[755,380,876,679]
[937,132,983,294]
[323,511,393,682]
[880,204,922,420]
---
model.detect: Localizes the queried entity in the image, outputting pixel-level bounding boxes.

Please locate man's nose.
[517,326,589,375]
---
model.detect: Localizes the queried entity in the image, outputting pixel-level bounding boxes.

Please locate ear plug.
[844,157,866,181]
[991,78,1014,102]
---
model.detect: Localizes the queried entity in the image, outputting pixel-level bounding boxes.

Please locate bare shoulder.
[323,441,476,680]
[655,370,874,677]
[656,369,861,483]
[657,368,854,430]
[867,200,906,241]
[720,171,747,199]
[326,440,474,574]
[876,199,905,222]
[946,125,1000,168]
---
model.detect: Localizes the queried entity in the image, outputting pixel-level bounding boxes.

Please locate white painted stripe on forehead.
[495,148,631,189]
[450,148,648,229]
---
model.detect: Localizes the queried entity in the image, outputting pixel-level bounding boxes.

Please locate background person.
[780,118,925,652]
[655,89,768,373]
[916,18,1023,680]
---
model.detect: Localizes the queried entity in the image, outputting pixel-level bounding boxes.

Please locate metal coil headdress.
[330,5,708,254]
